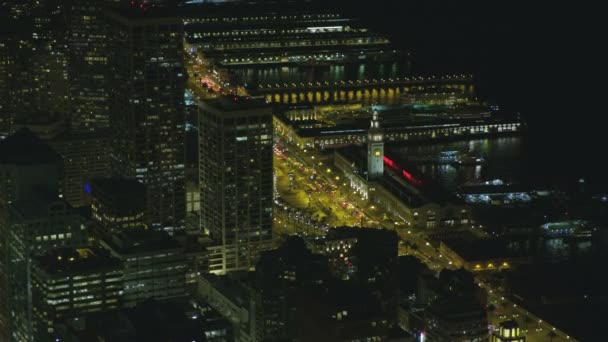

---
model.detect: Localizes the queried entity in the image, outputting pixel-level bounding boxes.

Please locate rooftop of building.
[427,295,486,316]
[0,128,62,164]
[89,177,146,200]
[202,272,255,307]
[57,299,231,342]
[201,95,269,112]
[33,247,122,275]
[499,319,520,329]
[275,103,519,138]
[102,229,183,255]
[173,233,215,254]
[10,194,74,220]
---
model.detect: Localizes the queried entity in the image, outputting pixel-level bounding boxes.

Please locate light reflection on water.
[388,136,525,191]
[232,62,407,85]
[505,237,594,262]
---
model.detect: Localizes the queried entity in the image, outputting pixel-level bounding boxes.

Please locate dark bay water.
[387,134,607,194]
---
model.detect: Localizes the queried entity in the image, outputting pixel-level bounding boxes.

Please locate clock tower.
[367,110,384,180]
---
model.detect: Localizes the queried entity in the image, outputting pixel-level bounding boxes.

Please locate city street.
[273,136,578,342]
[182,44,578,341]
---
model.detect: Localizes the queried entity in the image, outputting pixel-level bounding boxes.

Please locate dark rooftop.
[90,177,146,199]
[103,229,182,255]
[34,247,122,275]
[202,273,254,307]
[10,195,73,220]
[59,299,231,342]
[0,128,62,164]
[499,320,520,329]
[201,95,269,112]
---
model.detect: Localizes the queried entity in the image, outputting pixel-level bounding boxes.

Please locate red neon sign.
[383,156,422,185]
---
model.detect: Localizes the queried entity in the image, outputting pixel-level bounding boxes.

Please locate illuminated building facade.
[0,38,13,137]
[1,198,88,342]
[106,9,186,231]
[334,149,471,230]
[274,109,521,151]
[52,300,233,341]
[0,27,37,130]
[0,131,94,341]
[99,230,188,306]
[31,247,123,340]
[183,9,399,68]
[367,110,384,180]
[419,269,488,342]
[88,177,146,232]
[50,132,112,208]
[67,0,120,131]
[199,97,273,273]
[28,0,70,115]
[198,274,264,341]
[14,114,113,208]
[491,320,526,342]
[424,297,488,342]
[307,236,358,279]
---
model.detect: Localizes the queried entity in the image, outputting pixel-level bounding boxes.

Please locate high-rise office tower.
[199,96,274,274]
[30,0,70,115]
[106,7,186,231]
[50,131,112,207]
[99,230,187,306]
[31,247,123,340]
[14,113,112,208]
[0,129,88,341]
[0,34,14,137]
[0,23,37,126]
[66,0,120,131]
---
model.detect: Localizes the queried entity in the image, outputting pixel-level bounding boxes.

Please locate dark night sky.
[325,0,603,189]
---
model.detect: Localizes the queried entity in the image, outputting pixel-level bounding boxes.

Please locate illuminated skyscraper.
[0,35,14,137]
[0,23,36,127]
[31,0,70,115]
[14,113,112,208]
[67,0,120,131]
[31,247,123,340]
[0,130,88,341]
[106,8,186,231]
[199,97,274,274]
